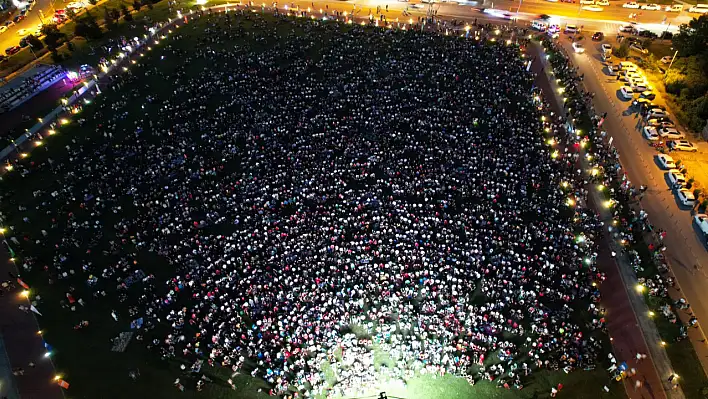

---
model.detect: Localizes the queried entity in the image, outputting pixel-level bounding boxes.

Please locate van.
[689,3,708,13]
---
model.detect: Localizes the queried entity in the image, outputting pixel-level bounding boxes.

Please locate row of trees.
[24,0,162,63]
[667,15,708,133]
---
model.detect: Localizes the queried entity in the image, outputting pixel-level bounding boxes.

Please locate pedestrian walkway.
[529,42,671,399]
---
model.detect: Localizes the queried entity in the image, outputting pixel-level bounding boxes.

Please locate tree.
[26,35,44,50]
[121,4,133,21]
[614,42,630,58]
[41,24,66,50]
[142,0,153,10]
[74,13,103,40]
[132,0,142,12]
[672,15,708,57]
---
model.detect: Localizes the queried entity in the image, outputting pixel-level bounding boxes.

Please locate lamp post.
[663,49,678,81]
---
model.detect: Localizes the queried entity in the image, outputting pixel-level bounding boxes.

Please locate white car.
[623,2,640,8]
[580,0,594,4]
[646,109,669,119]
[630,43,649,54]
[658,127,685,140]
[665,4,683,12]
[0,26,7,34]
[631,83,649,93]
[668,140,698,152]
[688,5,708,13]
[619,24,636,32]
[677,189,697,207]
[596,0,609,5]
[660,56,674,64]
[643,126,660,141]
[16,29,29,36]
[640,3,661,10]
[667,169,687,188]
[694,214,708,240]
[620,86,634,100]
[601,43,612,53]
[656,154,676,169]
[582,5,604,11]
[572,42,585,53]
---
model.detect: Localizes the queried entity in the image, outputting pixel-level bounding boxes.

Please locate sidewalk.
[529,42,672,399]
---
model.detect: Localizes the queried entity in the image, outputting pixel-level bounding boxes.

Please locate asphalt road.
[0,0,701,60]
[558,35,708,369]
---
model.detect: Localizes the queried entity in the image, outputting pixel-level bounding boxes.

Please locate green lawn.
[0,13,629,399]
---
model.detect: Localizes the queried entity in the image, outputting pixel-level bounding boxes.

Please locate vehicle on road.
[658,127,685,140]
[656,154,676,169]
[665,4,683,12]
[580,0,594,4]
[0,26,7,34]
[694,214,708,241]
[13,14,25,23]
[668,140,698,152]
[619,24,636,32]
[5,46,21,56]
[572,42,585,53]
[592,32,604,41]
[16,28,29,36]
[623,2,640,8]
[564,24,579,33]
[3,20,15,29]
[643,126,660,140]
[688,4,708,13]
[676,189,697,207]
[620,86,635,100]
[601,43,612,52]
[640,3,661,10]
[596,0,609,5]
[667,169,687,188]
[582,4,604,11]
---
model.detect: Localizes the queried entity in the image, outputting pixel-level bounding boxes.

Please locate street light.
[663,49,679,80]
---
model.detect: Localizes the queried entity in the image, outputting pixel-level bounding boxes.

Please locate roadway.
[557,35,708,371]
[0,0,701,59]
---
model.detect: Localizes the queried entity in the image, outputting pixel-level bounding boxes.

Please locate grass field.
[0,12,628,399]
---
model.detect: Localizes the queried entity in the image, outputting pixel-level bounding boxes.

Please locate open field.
[0,12,627,399]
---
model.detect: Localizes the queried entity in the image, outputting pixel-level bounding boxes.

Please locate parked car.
[640,91,656,100]
[642,126,660,141]
[656,154,676,169]
[5,46,21,56]
[658,128,685,140]
[668,140,698,152]
[676,189,697,207]
[592,32,604,41]
[596,0,609,5]
[0,26,7,34]
[637,30,658,38]
[572,42,585,53]
[640,3,661,10]
[667,170,687,188]
[601,43,612,53]
[647,117,675,128]
[619,24,636,32]
[660,55,674,64]
[630,43,649,54]
[623,2,640,8]
[620,86,634,100]
[13,14,25,23]
[665,4,683,12]
[694,214,708,241]
[564,24,579,33]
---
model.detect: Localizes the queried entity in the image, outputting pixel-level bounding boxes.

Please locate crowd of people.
[1,11,616,398]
